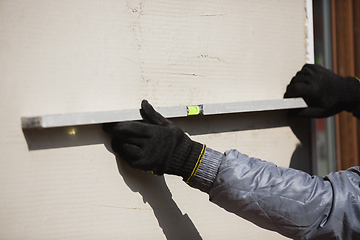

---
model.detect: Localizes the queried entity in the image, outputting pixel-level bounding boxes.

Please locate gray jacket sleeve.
[188,147,360,240]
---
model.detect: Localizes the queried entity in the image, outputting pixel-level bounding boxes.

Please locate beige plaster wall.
[0,1,308,239]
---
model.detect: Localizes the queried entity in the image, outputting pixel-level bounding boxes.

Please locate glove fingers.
[140,100,170,126]
[300,64,316,75]
[103,122,117,133]
[117,134,147,147]
[284,82,312,98]
[103,121,151,138]
[290,64,312,80]
[302,63,325,74]
[291,64,321,83]
[112,138,156,172]
[289,107,328,118]
[111,137,123,153]
[111,138,144,159]
[289,73,312,86]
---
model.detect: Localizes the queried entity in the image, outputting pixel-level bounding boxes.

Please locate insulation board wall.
[0,1,311,239]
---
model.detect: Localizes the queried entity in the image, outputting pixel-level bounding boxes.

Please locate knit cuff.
[187,147,223,193]
[165,136,205,180]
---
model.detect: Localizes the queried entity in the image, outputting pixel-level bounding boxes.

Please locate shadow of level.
[23,124,108,151]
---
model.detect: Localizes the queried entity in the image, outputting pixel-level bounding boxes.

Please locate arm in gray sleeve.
[188,147,360,240]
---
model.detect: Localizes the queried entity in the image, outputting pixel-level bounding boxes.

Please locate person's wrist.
[183,141,206,183]
[165,136,206,181]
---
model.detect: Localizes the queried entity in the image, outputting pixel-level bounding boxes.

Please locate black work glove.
[103,100,206,182]
[284,64,360,118]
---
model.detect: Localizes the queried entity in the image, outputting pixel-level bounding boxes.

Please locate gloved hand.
[103,100,206,182]
[284,64,360,118]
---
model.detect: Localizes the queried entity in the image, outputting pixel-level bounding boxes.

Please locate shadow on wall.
[23,124,107,151]
[288,115,313,174]
[23,125,204,239]
[105,141,203,240]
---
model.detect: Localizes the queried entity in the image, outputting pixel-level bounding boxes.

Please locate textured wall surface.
[0,1,308,239]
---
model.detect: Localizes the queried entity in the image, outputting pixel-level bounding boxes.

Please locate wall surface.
[0,1,309,239]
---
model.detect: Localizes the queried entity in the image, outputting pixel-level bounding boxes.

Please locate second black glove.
[284,64,360,118]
